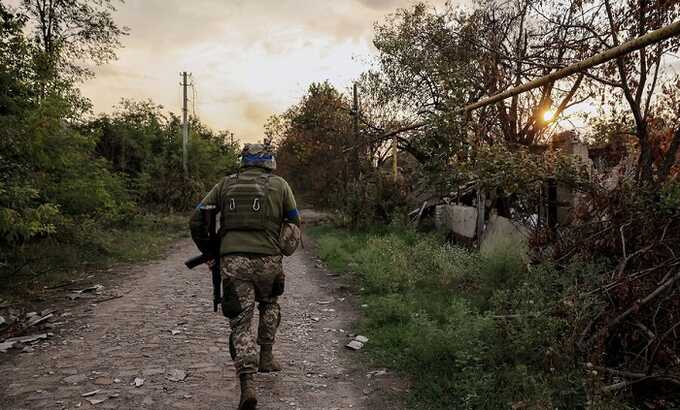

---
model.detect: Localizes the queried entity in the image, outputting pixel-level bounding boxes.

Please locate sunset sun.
[543,109,556,122]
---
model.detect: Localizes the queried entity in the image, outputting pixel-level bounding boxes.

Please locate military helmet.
[240,143,276,170]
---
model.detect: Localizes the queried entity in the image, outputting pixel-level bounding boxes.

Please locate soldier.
[189,143,301,410]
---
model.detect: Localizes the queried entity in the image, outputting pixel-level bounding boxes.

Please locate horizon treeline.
[0,2,240,279]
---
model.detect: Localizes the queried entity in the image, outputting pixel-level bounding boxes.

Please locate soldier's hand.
[206,259,216,270]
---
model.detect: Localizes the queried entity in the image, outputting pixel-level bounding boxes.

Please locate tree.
[460,0,591,147]
[575,0,680,183]
[18,0,128,98]
[275,82,355,206]
[363,1,593,171]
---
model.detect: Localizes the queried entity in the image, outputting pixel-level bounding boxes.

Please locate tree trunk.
[637,122,654,184]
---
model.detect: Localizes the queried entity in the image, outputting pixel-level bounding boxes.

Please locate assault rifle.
[185,205,222,313]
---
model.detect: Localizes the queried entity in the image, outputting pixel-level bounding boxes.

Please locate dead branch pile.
[553,181,680,400]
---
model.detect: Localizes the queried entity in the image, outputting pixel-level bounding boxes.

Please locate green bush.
[0,4,239,297]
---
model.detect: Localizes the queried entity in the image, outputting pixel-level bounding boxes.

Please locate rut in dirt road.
[0,235,405,409]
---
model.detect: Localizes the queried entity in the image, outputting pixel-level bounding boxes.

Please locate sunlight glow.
[542,109,556,122]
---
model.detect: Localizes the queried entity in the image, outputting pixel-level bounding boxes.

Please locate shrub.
[310,226,591,409]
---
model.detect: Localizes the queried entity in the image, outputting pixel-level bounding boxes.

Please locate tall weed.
[309,226,587,409]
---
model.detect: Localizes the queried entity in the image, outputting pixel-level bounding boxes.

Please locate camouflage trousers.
[220,254,284,375]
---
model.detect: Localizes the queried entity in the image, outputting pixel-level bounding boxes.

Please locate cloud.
[356,0,408,11]
[81,0,453,144]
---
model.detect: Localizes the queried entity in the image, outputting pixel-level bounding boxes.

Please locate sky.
[78,0,451,143]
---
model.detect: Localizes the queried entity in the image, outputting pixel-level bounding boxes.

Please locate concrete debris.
[345,340,364,350]
[0,341,16,353]
[480,214,529,262]
[367,369,388,378]
[26,313,53,328]
[346,335,369,351]
[26,312,38,318]
[354,335,369,344]
[317,300,332,305]
[87,398,107,405]
[0,316,5,326]
[170,329,181,336]
[21,346,34,353]
[133,377,144,387]
[451,205,479,239]
[4,333,48,344]
[113,378,122,383]
[81,389,100,397]
[183,394,192,399]
[167,369,187,382]
[76,285,104,294]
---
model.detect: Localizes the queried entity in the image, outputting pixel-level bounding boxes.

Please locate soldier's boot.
[238,373,257,410]
[258,344,282,373]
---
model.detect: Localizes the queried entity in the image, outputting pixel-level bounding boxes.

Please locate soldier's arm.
[282,180,301,226]
[189,181,222,255]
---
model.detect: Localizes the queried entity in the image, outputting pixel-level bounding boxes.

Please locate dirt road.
[0,234,405,409]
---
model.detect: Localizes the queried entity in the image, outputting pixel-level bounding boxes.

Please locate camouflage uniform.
[190,143,300,409]
[221,255,283,375]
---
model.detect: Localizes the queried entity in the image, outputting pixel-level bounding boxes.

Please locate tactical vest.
[219,173,281,233]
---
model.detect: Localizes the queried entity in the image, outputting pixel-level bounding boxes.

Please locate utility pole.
[181,72,191,177]
[392,137,398,183]
[352,82,360,174]
[352,83,359,140]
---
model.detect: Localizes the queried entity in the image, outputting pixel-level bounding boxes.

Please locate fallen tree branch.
[592,365,646,379]
[584,271,680,347]
[601,376,652,393]
[647,320,680,374]
[342,122,427,153]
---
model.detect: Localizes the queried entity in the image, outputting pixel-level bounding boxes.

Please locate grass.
[308,224,591,409]
[0,213,188,302]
